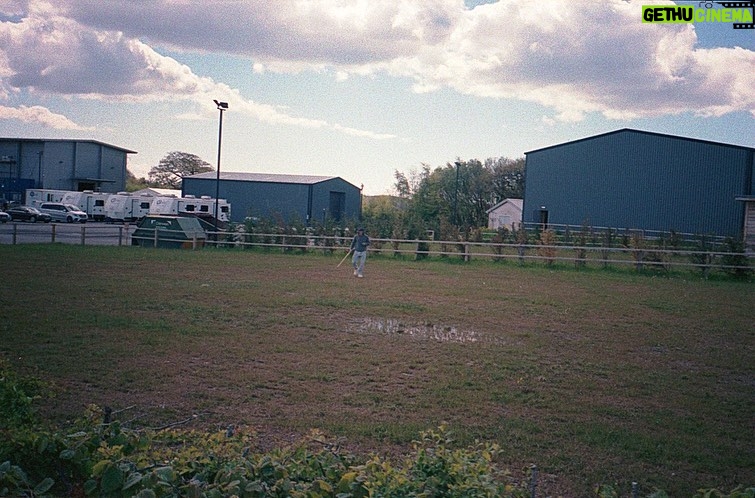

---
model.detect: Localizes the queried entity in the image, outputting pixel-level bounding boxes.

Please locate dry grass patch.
[1,245,752,496]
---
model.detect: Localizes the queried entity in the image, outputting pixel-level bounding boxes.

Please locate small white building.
[736,196,755,255]
[487,198,523,230]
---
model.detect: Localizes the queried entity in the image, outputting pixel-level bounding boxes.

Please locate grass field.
[1,244,753,496]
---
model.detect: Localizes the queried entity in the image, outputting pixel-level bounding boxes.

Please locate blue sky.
[0,0,752,195]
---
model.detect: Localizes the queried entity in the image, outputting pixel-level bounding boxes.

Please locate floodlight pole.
[213,100,228,235]
[454,161,460,226]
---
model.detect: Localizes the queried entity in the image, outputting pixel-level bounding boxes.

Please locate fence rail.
[214,231,752,274]
[1,223,751,274]
[0,222,133,246]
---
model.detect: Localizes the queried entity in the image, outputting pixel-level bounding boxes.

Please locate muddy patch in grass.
[353,317,484,344]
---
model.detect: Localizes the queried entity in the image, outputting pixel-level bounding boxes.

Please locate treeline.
[365,157,525,240]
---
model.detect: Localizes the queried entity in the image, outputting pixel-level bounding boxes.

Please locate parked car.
[37,202,87,223]
[0,211,10,223]
[6,206,53,223]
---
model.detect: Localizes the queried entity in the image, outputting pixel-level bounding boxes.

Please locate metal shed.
[0,138,136,205]
[523,129,754,237]
[182,172,362,225]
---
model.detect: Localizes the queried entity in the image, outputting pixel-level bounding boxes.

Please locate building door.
[538,208,549,228]
[329,191,345,222]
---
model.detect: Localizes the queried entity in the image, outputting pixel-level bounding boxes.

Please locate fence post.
[12,223,17,245]
[153,227,158,247]
[631,481,639,498]
[80,226,86,245]
[529,464,538,498]
[51,224,56,243]
[118,226,123,246]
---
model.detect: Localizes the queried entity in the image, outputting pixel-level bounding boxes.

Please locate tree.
[125,168,149,191]
[409,160,493,232]
[394,170,411,199]
[486,156,525,201]
[148,151,213,189]
[388,155,525,237]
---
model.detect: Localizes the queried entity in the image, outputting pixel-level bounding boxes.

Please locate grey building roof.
[524,128,754,155]
[187,172,340,185]
[0,137,137,154]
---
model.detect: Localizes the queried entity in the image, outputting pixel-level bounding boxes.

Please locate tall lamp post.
[453,161,461,226]
[213,99,228,235]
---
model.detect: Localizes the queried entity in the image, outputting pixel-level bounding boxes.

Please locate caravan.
[150,195,231,224]
[61,191,110,221]
[25,189,69,207]
[104,192,154,222]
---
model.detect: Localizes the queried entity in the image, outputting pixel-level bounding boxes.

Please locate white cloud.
[0,104,95,129]
[0,1,396,139]
[1,0,753,130]
[401,0,755,121]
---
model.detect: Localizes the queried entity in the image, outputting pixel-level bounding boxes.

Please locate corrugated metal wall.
[523,130,753,236]
[0,139,129,193]
[183,177,361,224]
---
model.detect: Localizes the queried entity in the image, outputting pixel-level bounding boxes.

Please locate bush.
[1,366,752,497]
[0,361,44,430]
[2,393,529,498]
[720,237,752,279]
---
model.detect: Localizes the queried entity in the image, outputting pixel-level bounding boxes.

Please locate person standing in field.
[350,227,370,278]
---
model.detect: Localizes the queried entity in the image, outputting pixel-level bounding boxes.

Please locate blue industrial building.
[182,172,362,224]
[523,129,754,237]
[0,138,135,204]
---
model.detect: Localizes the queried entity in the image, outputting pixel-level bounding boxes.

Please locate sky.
[0,0,753,196]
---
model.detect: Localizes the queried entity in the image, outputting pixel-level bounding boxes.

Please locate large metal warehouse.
[0,138,135,204]
[523,129,755,237]
[182,172,362,224]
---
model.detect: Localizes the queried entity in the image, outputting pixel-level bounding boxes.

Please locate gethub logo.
[642,1,754,29]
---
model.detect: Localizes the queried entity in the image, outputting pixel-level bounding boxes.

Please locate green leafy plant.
[694,486,755,498]
[0,360,47,430]
[720,237,752,278]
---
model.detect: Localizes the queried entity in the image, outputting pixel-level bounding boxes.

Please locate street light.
[213,100,228,235]
[453,161,461,226]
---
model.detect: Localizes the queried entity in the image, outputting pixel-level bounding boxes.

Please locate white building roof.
[486,198,523,214]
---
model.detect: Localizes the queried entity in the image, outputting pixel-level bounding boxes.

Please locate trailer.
[25,188,69,207]
[104,192,154,222]
[149,195,231,225]
[61,190,110,221]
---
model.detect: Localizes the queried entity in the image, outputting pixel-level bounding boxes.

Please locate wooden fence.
[0,222,133,246]
[213,231,752,275]
[1,223,751,275]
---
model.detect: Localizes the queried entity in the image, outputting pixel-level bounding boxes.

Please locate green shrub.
[720,237,752,279]
[1,364,752,497]
[0,360,47,430]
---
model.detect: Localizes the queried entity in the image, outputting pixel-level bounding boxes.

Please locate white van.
[61,191,109,221]
[38,202,88,223]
